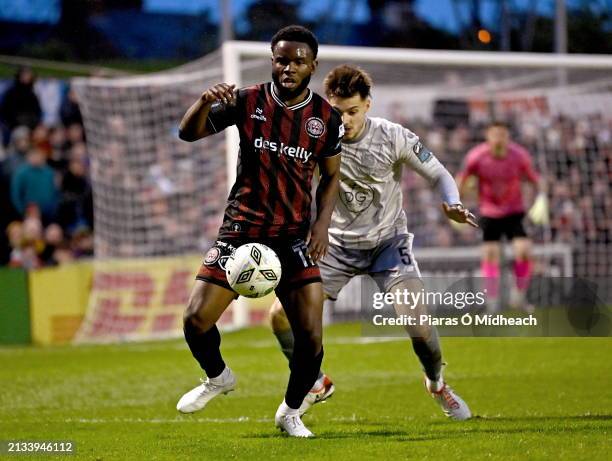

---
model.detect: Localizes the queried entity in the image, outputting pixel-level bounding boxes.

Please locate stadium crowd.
[0,67,93,268]
[0,68,609,276]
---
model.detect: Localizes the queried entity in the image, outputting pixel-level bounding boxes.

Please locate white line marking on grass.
[61,415,368,424]
[0,335,403,355]
[65,417,270,424]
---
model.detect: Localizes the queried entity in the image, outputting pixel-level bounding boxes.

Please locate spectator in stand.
[4,221,22,266]
[8,214,44,269]
[10,147,59,224]
[60,87,83,127]
[52,241,75,265]
[70,227,94,259]
[47,125,70,173]
[0,67,42,145]
[31,124,52,158]
[65,123,85,147]
[0,126,31,263]
[58,144,93,232]
[40,223,65,266]
[1,126,30,178]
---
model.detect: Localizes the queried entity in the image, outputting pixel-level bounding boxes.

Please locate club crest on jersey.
[305,117,325,138]
[204,247,221,265]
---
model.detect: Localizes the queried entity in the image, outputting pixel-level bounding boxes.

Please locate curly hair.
[323,65,372,100]
[271,25,318,59]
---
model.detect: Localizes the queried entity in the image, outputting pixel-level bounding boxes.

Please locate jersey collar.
[270,82,312,111]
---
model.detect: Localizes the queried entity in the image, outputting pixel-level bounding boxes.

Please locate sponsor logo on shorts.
[219,256,230,270]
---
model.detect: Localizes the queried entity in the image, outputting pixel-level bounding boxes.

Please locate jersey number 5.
[398,247,411,265]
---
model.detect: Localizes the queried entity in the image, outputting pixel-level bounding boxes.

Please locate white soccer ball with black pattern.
[225,243,282,298]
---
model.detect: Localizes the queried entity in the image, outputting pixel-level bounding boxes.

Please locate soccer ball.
[225,243,282,298]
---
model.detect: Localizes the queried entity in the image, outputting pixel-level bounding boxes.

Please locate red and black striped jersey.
[206,82,343,239]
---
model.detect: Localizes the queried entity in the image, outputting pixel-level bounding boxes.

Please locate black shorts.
[196,237,321,295]
[480,213,528,242]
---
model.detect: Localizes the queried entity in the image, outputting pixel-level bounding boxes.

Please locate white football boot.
[425,376,472,420]
[275,401,314,438]
[176,367,236,413]
[299,373,335,416]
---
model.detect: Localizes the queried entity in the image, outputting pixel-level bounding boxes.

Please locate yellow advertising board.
[27,255,273,345]
[29,262,93,345]
[74,255,272,343]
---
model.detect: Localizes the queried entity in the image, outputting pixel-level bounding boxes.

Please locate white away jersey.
[329,117,448,249]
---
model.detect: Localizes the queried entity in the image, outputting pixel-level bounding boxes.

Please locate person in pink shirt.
[457,121,542,311]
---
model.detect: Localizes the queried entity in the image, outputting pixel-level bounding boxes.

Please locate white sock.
[427,376,444,393]
[209,367,231,385]
[278,399,299,415]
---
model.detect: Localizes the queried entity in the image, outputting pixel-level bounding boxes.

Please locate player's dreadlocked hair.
[271,25,319,59]
[324,65,372,100]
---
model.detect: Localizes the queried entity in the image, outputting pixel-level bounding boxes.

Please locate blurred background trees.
[0,0,610,64]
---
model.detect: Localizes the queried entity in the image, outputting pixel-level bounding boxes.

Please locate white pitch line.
[60,415,365,424]
[0,335,404,355]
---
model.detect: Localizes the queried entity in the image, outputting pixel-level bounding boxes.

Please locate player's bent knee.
[269,298,283,316]
[269,298,291,332]
[294,334,322,356]
[183,295,202,324]
[183,308,215,334]
[269,298,285,322]
[183,285,231,333]
[294,326,322,352]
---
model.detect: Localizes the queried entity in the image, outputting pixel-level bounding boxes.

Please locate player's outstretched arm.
[434,169,478,228]
[442,202,479,228]
[178,83,236,142]
[404,144,478,228]
[308,155,341,262]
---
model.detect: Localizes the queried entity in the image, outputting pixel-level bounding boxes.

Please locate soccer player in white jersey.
[269,65,478,420]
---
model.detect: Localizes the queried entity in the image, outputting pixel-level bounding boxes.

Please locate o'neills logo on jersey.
[254,137,313,163]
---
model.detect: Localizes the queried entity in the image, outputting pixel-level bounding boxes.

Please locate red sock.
[481,261,500,298]
[514,260,532,291]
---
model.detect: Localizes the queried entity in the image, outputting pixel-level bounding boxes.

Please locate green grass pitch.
[0,323,609,460]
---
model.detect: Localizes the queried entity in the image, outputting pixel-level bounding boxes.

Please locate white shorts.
[319,234,421,300]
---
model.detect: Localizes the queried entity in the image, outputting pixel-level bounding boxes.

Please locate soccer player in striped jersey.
[457,122,541,312]
[175,26,343,438]
[269,65,477,420]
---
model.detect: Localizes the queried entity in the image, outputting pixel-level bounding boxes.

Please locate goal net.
[73,42,612,342]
